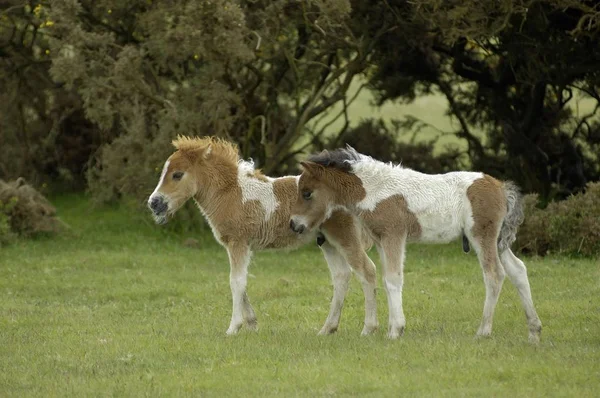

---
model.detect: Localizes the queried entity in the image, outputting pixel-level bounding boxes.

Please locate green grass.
[1,196,599,397]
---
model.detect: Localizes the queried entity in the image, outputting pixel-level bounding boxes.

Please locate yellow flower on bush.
[33,4,42,17]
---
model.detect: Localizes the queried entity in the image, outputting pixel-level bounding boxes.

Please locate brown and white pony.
[290,146,542,342]
[148,137,378,336]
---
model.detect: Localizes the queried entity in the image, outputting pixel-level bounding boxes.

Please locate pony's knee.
[383,274,403,293]
[334,267,352,283]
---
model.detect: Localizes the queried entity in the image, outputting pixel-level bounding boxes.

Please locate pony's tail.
[498,181,525,253]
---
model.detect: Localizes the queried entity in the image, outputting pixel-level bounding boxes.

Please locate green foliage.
[2,0,600,205]
[40,0,382,201]
[0,1,103,188]
[517,182,600,256]
[0,195,599,395]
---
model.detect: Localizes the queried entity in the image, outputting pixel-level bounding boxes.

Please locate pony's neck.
[193,157,239,218]
[326,169,367,209]
[351,156,402,183]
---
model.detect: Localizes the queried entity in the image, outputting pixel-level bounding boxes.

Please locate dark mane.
[307,146,361,172]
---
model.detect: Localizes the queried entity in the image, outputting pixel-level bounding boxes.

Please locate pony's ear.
[178,147,204,163]
[175,144,211,163]
[203,144,212,159]
[300,161,324,178]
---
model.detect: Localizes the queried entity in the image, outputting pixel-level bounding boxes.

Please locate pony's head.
[290,148,365,234]
[147,136,238,224]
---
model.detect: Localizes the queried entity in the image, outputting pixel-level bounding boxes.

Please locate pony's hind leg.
[225,242,255,335]
[242,291,258,331]
[500,248,542,343]
[471,236,506,338]
[378,235,407,339]
[318,242,352,335]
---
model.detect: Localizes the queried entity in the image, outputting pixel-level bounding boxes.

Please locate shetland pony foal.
[290,147,542,342]
[147,137,378,336]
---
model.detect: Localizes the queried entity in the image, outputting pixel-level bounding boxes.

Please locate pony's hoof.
[476,326,492,339]
[528,332,541,345]
[361,324,378,336]
[475,331,492,340]
[528,322,542,344]
[386,326,404,339]
[318,326,338,335]
[246,319,258,332]
[226,324,243,335]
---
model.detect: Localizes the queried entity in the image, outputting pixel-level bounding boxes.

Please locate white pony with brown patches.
[290,146,542,342]
[148,137,378,336]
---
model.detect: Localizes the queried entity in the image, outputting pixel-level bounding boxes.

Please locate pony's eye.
[172,171,184,181]
[302,190,312,200]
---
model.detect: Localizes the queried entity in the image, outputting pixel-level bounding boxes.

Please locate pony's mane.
[308,146,362,173]
[172,136,240,165]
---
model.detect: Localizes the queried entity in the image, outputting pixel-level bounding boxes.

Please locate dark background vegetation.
[1,0,599,253]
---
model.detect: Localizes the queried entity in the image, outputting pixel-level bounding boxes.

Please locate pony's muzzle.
[148,195,168,215]
[290,218,305,234]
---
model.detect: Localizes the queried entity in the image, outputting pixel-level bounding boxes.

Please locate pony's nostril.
[150,197,160,210]
[149,197,167,214]
[290,219,305,234]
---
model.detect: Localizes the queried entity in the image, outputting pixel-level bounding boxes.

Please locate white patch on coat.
[149,160,170,201]
[350,155,483,243]
[237,160,279,220]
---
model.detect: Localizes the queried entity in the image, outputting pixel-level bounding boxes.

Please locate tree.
[37,0,394,200]
[0,1,100,188]
[364,0,600,200]
[2,0,599,203]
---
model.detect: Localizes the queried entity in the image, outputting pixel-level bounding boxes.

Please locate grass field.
[1,196,599,397]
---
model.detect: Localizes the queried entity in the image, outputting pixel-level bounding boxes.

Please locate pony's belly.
[253,228,317,251]
[415,211,464,243]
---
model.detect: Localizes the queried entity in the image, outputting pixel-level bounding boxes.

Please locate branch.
[572,102,600,140]
[79,4,140,44]
[436,79,486,159]
[316,82,366,142]
[569,84,600,102]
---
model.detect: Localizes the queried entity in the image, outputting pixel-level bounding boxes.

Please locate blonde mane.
[172,135,240,166]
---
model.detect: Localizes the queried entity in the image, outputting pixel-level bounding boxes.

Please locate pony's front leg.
[225,242,256,335]
[378,235,407,339]
[318,241,352,335]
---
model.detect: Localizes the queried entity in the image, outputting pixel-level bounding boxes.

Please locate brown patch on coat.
[467,175,507,239]
[467,175,507,274]
[359,194,422,241]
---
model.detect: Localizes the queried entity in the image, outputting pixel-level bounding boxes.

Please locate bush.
[516,182,600,256]
[0,178,65,241]
[0,197,18,246]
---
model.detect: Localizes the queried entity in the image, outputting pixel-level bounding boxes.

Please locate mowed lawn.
[1,196,599,397]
